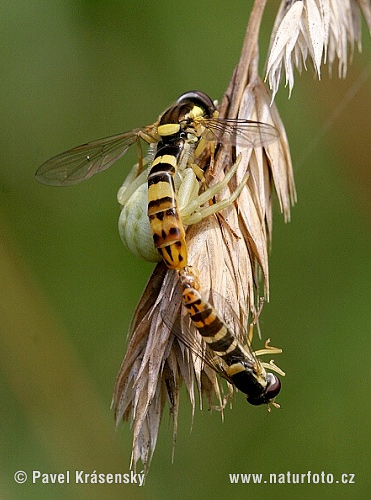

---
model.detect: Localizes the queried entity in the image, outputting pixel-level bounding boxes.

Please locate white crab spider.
[117,154,248,262]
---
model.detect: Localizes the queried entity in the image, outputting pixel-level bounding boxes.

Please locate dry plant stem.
[221,0,267,119]
[113,0,295,471]
[216,0,266,196]
[211,0,272,298]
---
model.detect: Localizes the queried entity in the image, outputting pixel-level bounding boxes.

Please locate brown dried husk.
[113,4,296,471]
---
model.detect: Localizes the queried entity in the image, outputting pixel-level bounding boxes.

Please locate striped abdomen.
[147,142,187,270]
[180,281,249,367]
[179,271,281,405]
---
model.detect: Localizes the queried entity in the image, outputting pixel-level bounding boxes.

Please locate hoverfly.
[174,268,284,407]
[36,91,279,272]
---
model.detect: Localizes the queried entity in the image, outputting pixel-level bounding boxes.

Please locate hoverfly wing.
[35,126,156,186]
[202,118,279,149]
[161,310,232,384]
[206,290,263,371]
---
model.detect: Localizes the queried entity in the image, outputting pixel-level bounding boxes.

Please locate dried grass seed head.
[113,1,299,472]
[266,0,370,99]
[112,78,295,469]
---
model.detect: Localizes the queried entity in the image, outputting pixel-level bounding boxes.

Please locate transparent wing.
[35,125,158,186]
[208,291,256,355]
[162,311,232,384]
[202,117,279,149]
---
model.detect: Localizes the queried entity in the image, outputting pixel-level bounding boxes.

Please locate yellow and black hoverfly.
[36,91,279,272]
[173,268,284,407]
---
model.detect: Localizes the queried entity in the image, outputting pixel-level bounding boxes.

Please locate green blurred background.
[1,1,370,499]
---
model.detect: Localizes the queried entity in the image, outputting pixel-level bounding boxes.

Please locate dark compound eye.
[176,91,216,118]
[246,373,281,406]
